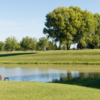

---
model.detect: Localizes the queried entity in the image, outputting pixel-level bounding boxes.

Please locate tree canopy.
[37,37,49,50]
[20,36,37,50]
[5,37,19,51]
[43,6,100,50]
[0,41,4,51]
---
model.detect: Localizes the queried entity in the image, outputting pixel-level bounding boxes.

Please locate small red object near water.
[0,75,4,81]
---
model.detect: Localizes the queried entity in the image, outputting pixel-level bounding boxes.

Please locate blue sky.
[0,0,100,42]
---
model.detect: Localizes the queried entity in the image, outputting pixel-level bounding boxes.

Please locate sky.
[0,0,100,43]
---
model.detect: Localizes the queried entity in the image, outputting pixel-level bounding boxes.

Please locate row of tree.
[43,6,100,50]
[0,36,59,51]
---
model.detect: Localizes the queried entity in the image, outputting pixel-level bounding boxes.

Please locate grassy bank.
[0,81,100,100]
[0,49,100,64]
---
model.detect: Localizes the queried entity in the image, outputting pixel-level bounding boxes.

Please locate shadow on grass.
[0,52,37,57]
[52,72,100,89]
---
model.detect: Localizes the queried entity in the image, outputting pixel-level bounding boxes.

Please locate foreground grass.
[0,49,100,64]
[0,81,100,100]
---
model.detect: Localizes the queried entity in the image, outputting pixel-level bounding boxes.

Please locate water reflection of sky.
[0,67,67,77]
[71,71,80,78]
[0,67,100,82]
[0,67,67,82]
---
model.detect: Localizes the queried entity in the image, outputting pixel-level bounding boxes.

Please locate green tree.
[43,7,82,50]
[5,37,18,51]
[54,43,58,50]
[84,13,100,49]
[0,41,4,51]
[91,13,100,48]
[30,38,37,50]
[21,36,37,50]
[15,43,21,50]
[36,43,41,51]
[38,37,49,50]
[21,36,32,50]
[62,44,67,50]
[70,6,97,49]
[58,45,62,50]
[46,41,55,50]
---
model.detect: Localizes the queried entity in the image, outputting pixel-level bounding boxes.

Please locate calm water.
[0,67,100,82]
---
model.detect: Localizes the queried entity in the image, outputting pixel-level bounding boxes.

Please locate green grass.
[0,49,100,64]
[0,81,100,100]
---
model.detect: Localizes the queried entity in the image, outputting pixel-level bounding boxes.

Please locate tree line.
[0,36,59,51]
[43,6,100,50]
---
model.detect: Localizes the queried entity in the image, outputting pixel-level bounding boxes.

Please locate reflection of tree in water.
[52,72,100,89]
[68,73,72,80]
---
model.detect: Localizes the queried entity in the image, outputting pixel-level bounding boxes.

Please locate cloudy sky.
[0,0,100,42]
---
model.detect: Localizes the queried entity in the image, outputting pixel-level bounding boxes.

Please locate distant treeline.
[0,36,62,51]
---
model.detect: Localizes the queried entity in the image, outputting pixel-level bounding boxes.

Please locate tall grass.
[1,61,100,65]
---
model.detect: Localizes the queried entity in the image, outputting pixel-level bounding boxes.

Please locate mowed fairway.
[0,81,100,100]
[0,49,100,64]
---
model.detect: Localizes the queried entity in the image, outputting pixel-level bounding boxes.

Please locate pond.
[0,66,100,82]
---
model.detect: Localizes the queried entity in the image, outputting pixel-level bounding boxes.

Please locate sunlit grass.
[0,49,100,64]
[0,81,100,100]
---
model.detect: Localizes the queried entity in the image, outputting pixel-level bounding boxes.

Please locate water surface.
[0,66,100,82]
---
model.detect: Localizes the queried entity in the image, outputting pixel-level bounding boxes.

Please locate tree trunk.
[77,42,83,49]
[66,42,70,50]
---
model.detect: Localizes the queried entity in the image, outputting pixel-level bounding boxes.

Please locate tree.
[36,43,41,51]
[15,43,21,50]
[46,41,55,50]
[84,13,100,49]
[30,38,37,50]
[0,41,4,51]
[58,45,62,50]
[38,37,49,50]
[54,43,58,50]
[21,36,37,50]
[21,36,32,50]
[43,7,82,50]
[70,6,97,49]
[91,13,100,48]
[5,37,18,51]
[62,44,67,50]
